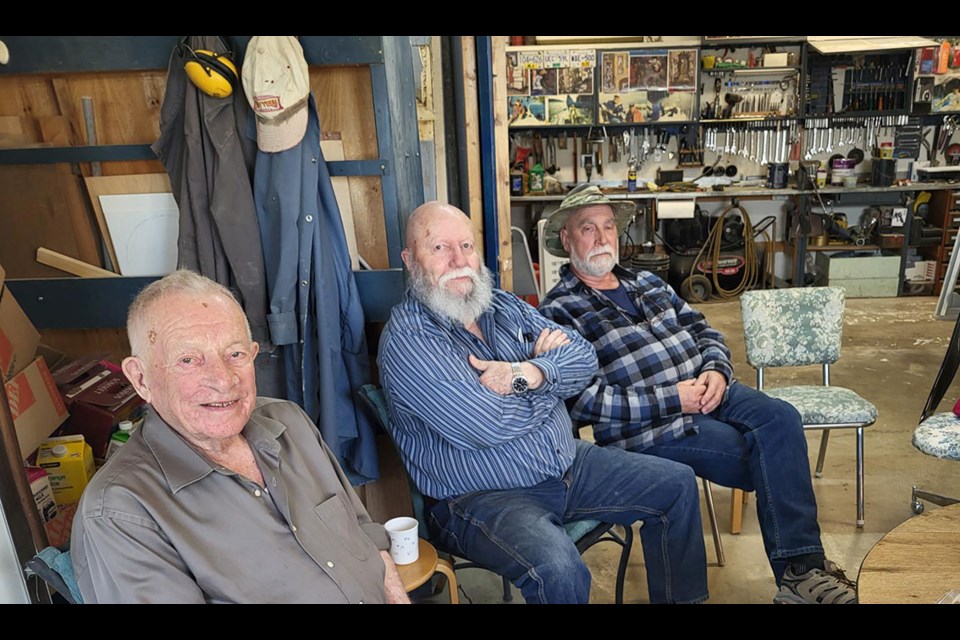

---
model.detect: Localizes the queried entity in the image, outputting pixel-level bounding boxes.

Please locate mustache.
[587,246,616,259]
[439,267,479,286]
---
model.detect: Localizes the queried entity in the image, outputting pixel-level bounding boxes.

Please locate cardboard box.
[36,435,95,506]
[5,355,70,459]
[51,355,111,397]
[61,368,144,463]
[0,264,41,381]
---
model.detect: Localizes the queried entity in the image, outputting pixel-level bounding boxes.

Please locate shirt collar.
[141,402,284,493]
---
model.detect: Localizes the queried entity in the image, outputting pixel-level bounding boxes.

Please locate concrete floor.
[419,295,960,604]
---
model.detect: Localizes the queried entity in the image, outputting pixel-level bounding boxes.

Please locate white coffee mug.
[384,516,420,565]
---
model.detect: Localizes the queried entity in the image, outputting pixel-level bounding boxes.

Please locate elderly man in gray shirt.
[71,270,409,604]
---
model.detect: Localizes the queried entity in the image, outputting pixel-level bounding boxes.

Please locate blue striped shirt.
[377,289,598,500]
[539,264,734,452]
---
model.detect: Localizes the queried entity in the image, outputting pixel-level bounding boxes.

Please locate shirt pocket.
[314,493,375,561]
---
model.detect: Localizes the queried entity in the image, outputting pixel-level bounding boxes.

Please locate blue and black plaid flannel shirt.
[539,264,734,452]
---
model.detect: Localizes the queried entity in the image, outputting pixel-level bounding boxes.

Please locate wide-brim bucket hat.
[542,184,636,257]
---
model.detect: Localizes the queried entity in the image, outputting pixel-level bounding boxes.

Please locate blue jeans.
[644,381,824,584]
[428,439,708,604]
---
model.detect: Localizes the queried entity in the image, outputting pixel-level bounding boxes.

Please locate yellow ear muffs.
[184,49,238,99]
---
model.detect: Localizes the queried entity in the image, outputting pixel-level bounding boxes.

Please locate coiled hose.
[689,202,775,301]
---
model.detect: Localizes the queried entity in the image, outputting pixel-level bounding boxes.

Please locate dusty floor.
[419,295,960,605]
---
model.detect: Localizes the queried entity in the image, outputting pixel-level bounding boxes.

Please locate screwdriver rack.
[804,51,914,117]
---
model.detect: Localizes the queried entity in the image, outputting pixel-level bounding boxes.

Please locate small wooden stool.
[396,539,459,604]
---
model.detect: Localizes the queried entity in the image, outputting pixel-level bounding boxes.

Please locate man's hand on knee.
[677,379,707,414]
[696,370,727,414]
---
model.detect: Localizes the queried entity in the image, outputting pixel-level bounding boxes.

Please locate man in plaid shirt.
[538,184,857,605]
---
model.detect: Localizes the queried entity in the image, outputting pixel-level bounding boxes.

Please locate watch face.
[512,376,529,394]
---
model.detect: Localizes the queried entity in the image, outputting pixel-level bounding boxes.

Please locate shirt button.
[556,449,561,454]
[301,280,308,287]
[291,525,298,532]
[311,157,318,163]
[358,600,364,604]
[254,489,262,497]
[326,561,335,568]
[305,215,314,222]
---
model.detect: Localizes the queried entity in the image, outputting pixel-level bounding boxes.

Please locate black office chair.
[358,384,634,603]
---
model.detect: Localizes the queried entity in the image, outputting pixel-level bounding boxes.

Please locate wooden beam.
[491,36,513,292]
[0,379,48,558]
[36,247,119,278]
[460,37,484,262]
[431,36,448,203]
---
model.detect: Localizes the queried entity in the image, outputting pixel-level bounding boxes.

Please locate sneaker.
[773,560,858,604]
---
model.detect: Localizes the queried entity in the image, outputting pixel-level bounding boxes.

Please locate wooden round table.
[857,504,960,604]
[395,539,459,604]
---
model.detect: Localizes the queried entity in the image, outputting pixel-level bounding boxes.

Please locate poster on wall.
[599,48,698,122]
[546,94,596,125]
[509,96,547,126]
[669,49,698,88]
[506,52,529,95]
[508,48,596,127]
[931,73,960,112]
[632,54,668,89]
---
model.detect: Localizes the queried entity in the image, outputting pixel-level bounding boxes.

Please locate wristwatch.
[510,362,529,394]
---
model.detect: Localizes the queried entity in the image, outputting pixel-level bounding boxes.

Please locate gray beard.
[410,263,495,327]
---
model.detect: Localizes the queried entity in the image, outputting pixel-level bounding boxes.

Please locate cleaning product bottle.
[105,420,135,461]
[528,163,545,194]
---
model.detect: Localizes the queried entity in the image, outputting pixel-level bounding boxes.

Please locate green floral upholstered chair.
[909,310,960,514]
[740,286,877,528]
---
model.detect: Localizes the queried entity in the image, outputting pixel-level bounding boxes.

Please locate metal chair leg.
[815,430,830,478]
[856,426,865,528]
[614,524,634,604]
[702,478,725,567]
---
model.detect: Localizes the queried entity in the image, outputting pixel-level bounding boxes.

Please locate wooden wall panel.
[40,328,130,364]
[311,67,389,269]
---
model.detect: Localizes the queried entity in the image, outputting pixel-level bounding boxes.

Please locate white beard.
[570,245,618,278]
[410,263,495,327]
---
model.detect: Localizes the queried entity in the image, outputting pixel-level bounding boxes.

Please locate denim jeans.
[644,381,824,584]
[428,439,708,604]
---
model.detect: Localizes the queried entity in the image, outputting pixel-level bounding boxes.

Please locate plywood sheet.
[83,173,172,274]
[100,193,179,277]
[0,165,102,278]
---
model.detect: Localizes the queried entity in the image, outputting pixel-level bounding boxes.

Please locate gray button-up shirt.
[71,398,390,603]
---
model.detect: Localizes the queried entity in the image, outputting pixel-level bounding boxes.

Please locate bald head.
[405,201,472,251]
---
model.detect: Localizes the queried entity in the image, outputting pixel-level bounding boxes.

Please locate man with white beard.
[538,185,858,605]
[377,201,709,604]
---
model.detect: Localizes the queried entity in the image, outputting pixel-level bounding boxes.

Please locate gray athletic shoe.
[773,560,858,604]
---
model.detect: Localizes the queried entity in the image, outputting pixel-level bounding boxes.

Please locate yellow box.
[36,435,95,506]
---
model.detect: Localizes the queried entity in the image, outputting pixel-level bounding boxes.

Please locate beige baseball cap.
[241,36,310,153]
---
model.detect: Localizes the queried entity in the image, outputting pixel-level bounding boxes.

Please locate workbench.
[511,180,960,297]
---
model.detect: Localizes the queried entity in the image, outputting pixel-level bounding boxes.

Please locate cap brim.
[255,103,308,153]
[543,200,636,257]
